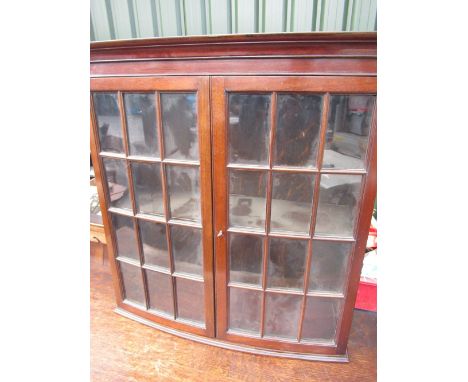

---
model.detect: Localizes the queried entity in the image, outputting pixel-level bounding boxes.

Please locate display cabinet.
[90,33,376,362]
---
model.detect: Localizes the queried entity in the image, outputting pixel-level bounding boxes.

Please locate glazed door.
[212,76,376,354]
[90,77,215,337]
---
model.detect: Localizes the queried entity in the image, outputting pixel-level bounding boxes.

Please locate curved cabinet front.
[212,76,376,359]
[90,34,377,362]
[91,76,215,338]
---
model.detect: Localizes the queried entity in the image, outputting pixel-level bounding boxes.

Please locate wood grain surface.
[91,245,376,382]
[90,32,377,59]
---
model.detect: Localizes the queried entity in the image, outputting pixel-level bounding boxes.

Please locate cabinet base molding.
[114,307,349,363]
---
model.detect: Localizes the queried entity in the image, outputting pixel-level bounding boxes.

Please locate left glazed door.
[90,77,214,337]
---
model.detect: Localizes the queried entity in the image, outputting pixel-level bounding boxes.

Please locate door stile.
[198,77,216,337]
[212,76,229,338]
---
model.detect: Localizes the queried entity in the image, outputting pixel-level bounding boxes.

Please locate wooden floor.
[91,244,377,382]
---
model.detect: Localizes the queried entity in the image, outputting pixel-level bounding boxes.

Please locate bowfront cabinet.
[90,33,376,362]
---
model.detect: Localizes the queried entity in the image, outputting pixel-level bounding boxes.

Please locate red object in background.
[355,219,377,312]
[366,223,377,249]
[355,278,377,312]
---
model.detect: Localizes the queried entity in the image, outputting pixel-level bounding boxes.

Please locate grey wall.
[91,0,377,41]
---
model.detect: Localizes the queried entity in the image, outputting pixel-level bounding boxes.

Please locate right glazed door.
[212,76,376,355]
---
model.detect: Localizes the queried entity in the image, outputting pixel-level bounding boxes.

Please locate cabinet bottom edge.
[114,307,349,363]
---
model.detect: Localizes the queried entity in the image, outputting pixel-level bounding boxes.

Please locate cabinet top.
[90,32,376,77]
[91,32,376,62]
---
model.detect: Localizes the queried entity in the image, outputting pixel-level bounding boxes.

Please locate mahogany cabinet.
[90,33,376,362]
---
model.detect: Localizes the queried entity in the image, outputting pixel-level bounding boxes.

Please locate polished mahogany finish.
[91,77,215,338]
[91,32,376,77]
[90,32,377,362]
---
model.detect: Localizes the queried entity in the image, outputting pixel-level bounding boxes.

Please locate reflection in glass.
[112,213,139,261]
[302,297,342,342]
[146,270,174,316]
[90,178,102,225]
[315,174,362,237]
[161,93,198,161]
[229,233,263,286]
[264,293,302,339]
[229,287,262,334]
[131,162,164,216]
[267,238,308,290]
[124,93,160,157]
[102,158,131,210]
[166,165,201,222]
[175,277,205,325]
[274,94,323,167]
[228,93,271,165]
[270,172,314,233]
[171,226,203,276]
[309,241,352,294]
[139,220,168,269]
[323,95,375,170]
[93,92,124,153]
[229,170,267,230]
[119,261,145,305]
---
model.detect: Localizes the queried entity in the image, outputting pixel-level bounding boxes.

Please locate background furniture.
[90,177,107,263]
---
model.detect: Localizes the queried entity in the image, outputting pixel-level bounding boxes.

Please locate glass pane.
[264,293,302,339]
[131,162,164,216]
[112,214,139,261]
[124,93,160,157]
[145,270,174,316]
[229,287,262,334]
[229,233,263,286]
[323,95,375,170]
[171,225,203,277]
[270,172,315,233]
[274,94,323,167]
[161,93,198,161]
[267,238,308,291]
[228,94,271,165]
[315,174,362,237]
[302,297,342,342]
[93,92,124,153]
[102,158,131,210]
[309,241,352,294]
[229,170,267,231]
[175,277,205,325]
[139,220,168,269]
[166,165,201,222]
[119,262,145,305]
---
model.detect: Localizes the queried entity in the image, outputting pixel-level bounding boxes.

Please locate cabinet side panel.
[90,99,125,304]
[336,102,377,353]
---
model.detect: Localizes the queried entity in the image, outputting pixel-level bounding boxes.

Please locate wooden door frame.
[90,76,215,337]
[212,75,377,355]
